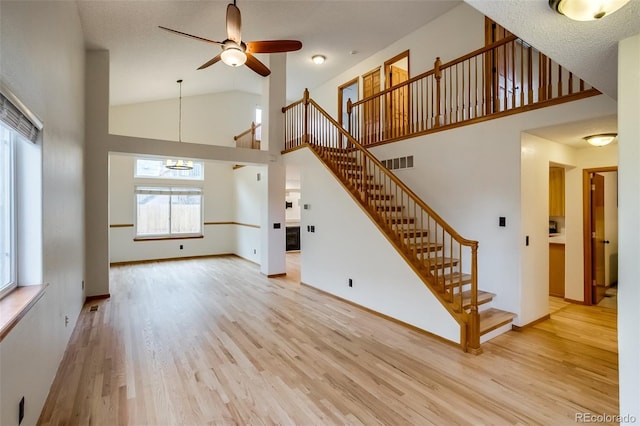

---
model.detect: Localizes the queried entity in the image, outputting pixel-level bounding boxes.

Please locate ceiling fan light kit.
[221,47,247,67]
[584,133,617,147]
[549,0,631,20]
[159,0,302,77]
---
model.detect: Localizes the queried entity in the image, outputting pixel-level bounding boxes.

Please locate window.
[135,158,204,180]
[135,187,202,239]
[0,123,16,298]
[255,107,262,141]
[0,87,42,299]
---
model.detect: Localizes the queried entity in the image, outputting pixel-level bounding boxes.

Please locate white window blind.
[0,84,43,144]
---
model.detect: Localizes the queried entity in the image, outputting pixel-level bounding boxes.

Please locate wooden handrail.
[233,122,261,141]
[347,34,598,147]
[284,90,482,351]
[308,98,477,247]
[234,122,261,150]
[439,34,519,69]
[350,35,519,110]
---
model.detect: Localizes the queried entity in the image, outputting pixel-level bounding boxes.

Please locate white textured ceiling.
[75,0,640,146]
[465,0,640,100]
[526,115,618,149]
[76,0,462,106]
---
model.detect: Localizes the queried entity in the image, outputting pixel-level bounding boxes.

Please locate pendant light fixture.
[549,0,631,21]
[166,79,194,170]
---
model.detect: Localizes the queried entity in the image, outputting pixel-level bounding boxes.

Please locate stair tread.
[407,242,443,253]
[427,257,459,269]
[440,272,472,287]
[461,290,495,308]
[479,308,516,335]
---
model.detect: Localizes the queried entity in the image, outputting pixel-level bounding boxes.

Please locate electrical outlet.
[179,244,184,250]
[253,249,256,254]
[64,315,69,327]
[348,278,353,288]
[19,396,24,425]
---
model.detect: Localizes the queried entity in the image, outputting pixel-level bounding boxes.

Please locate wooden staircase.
[282,91,516,353]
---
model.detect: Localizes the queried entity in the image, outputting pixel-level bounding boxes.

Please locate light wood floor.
[39,255,618,425]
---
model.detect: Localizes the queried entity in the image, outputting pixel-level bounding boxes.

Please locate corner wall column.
[84,50,111,298]
[617,32,640,420]
[260,53,286,275]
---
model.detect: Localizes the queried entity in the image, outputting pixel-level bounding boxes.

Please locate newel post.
[434,57,442,127]
[250,121,256,148]
[303,88,310,144]
[467,242,481,354]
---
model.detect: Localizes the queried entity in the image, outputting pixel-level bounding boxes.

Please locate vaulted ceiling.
[77,0,461,106]
[76,0,640,117]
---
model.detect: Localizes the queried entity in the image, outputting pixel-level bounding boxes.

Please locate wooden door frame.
[384,50,410,90]
[338,77,359,129]
[384,50,410,138]
[582,166,617,305]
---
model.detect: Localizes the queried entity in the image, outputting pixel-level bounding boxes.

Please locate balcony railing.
[346,35,600,146]
[234,122,261,150]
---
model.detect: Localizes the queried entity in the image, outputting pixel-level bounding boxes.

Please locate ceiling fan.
[159,0,302,77]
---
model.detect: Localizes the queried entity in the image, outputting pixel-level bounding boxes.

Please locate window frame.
[134,185,204,241]
[0,123,17,299]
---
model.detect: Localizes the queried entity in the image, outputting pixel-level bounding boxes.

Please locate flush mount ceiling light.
[312,55,326,65]
[584,133,617,147]
[549,0,631,21]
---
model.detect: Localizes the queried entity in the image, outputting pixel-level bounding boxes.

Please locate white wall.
[108,154,236,263]
[285,190,301,224]
[0,2,86,425]
[370,95,616,326]
[520,133,575,323]
[110,91,260,147]
[232,165,264,264]
[310,3,485,117]
[618,31,640,422]
[286,148,461,343]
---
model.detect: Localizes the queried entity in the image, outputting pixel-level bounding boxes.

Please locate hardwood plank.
[38,255,618,425]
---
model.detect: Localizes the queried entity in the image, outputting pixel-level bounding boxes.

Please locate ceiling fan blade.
[245,53,271,77]
[197,53,223,70]
[246,40,303,54]
[158,26,222,45]
[226,3,242,44]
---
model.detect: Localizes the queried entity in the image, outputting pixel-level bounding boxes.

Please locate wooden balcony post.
[250,121,256,147]
[303,88,310,144]
[434,57,442,127]
[346,98,353,135]
[467,242,481,354]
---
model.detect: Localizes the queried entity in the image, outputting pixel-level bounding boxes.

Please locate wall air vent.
[382,155,414,171]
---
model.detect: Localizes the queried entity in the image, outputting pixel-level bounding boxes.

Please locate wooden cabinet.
[549,243,565,297]
[549,167,565,216]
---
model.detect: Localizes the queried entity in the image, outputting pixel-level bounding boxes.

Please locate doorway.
[338,78,358,132]
[384,50,410,139]
[361,67,381,145]
[582,167,618,306]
